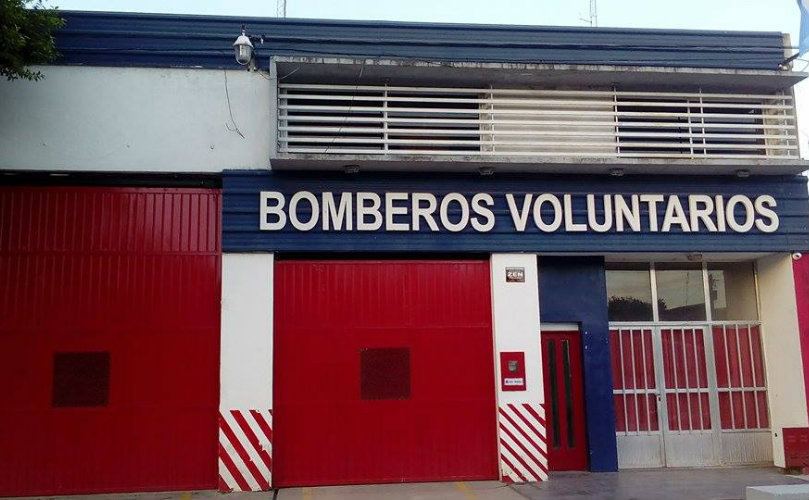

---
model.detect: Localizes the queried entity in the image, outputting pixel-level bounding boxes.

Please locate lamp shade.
[233,33,254,65]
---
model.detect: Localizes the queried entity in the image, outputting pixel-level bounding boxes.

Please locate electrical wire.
[223,69,246,139]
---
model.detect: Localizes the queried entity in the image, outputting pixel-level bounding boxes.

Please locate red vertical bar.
[794,256,809,419]
[609,330,622,390]
[660,330,678,431]
[696,330,708,388]
[644,329,656,389]
[738,326,753,388]
[609,330,627,433]
[757,392,769,428]
[727,328,740,388]
[750,326,765,387]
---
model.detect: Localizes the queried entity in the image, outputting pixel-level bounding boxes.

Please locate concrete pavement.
[510,467,808,500]
[277,480,521,500]
[11,467,809,500]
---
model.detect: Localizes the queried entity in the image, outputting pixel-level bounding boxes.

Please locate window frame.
[605,262,655,322]
[607,260,768,433]
[607,261,760,324]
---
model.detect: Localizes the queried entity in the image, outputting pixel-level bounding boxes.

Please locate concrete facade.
[2,9,809,497]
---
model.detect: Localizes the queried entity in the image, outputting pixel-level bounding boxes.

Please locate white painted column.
[490,254,548,482]
[757,253,809,468]
[218,253,274,492]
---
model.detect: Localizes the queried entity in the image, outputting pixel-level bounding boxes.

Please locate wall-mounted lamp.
[233,25,254,66]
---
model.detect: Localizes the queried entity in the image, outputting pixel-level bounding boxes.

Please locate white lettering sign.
[258,191,780,234]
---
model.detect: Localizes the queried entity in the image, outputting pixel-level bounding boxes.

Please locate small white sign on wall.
[506,267,526,283]
[504,377,525,386]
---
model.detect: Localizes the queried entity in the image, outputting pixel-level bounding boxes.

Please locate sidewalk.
[510,467,808,500]
[278,480,520,499]
[12,467,809,500]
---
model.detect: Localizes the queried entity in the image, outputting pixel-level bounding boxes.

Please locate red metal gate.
[541,329,588,471]
[273,260,498,487]
[0,187,221,496]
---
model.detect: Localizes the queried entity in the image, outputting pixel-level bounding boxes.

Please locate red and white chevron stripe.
[218,409,273,492]
[498,403,548,483]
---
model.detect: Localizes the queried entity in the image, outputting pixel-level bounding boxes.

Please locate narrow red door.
[541,328,588,471]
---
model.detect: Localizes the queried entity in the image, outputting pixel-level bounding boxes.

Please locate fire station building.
[1,10,809,496]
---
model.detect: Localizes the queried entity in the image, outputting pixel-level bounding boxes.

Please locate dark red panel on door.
[0,187,221,496]
[542,329,588,471]
[274,260,498,487]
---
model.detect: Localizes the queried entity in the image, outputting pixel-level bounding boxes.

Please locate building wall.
[537,256,618,472]
[0,15,804,488]
[757,253,809,467]
[219,253,274,491]
[0,66,271,173]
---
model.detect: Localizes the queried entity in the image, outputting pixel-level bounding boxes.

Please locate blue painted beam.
[54,11,788,70]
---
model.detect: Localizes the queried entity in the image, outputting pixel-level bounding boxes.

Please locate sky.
[52,0,809,155]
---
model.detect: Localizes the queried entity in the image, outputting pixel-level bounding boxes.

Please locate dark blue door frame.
[538,256,618,472]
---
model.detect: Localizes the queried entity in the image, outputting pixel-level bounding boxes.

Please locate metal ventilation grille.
[278,84,798,159]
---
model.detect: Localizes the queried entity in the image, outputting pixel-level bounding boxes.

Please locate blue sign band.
[223,170,809,253]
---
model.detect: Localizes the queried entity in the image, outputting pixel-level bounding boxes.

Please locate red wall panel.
[0,187,221,496]
[795,255,809,421]
[273,260,498,487]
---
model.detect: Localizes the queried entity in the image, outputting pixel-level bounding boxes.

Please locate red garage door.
[0,187,221,496]
[274,260,498,487]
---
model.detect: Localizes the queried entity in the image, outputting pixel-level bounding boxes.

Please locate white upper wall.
[0,65,271,172]
[220,253,274,410]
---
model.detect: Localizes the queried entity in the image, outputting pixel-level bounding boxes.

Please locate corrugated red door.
[274,260,498,487]
[0,187,221,496]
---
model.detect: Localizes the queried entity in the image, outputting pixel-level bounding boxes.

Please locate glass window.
[655,263,706,321]
[707,262,758,321]
[606,263,654,321]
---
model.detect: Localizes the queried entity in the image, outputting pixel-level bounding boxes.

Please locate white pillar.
[757,253,808,468]
[490,254,547,482]
[218,253,274,492]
